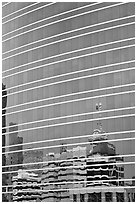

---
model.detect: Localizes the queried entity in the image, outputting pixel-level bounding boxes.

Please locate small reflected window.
[105,192,113,202]
[116,192,124,202]
[73,194,77,202]
[80,194,85,202]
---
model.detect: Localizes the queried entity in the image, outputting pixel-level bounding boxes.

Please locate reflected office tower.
[86,104,125,202]
[42,152,59,202]
[125,176,135,202]
[6,123,23,202]
[87,129,125,202]
[41,146,73,202]
[58,147,73,202]
[2,2,135,202]
[2,83,8,201]
[12,169,41,202]
[70,146,87,202]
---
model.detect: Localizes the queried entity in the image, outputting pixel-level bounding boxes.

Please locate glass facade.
[2,2,135,202]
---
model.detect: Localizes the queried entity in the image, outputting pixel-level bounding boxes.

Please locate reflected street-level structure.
[2,1,135,202]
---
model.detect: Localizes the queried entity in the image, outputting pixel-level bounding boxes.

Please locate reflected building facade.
[2,2,135,202]
[41,136,127,202]
[12,169,41,202]
[6,123,23,201]
[2,83,8,201]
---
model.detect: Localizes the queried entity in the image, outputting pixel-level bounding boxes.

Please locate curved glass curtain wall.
[2,2,135,202]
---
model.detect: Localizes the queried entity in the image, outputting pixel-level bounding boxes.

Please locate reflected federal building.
[2,2,135,202]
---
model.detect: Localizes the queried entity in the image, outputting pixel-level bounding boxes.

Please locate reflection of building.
[12,169,41,202]
[84,155,125,202]
[6,123,23,201]
[125,177,135,202]
[2,83,7,160]
[70,129,126,202]
[67,96,134,202]
[41,135,126,202]
[42,148,74,202]
[70,146,87,202]
[2,2,135,201]
[41,120,127,202]
[86,128,125,201]
[23,150,43,176]
[2,83,8,201]
[8,123,23,168]
[41,153,58,202]
[87,129,123,187]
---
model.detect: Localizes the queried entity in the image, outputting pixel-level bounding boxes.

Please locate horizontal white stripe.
[3,185,135,195]
[2,179,134,190]
[3,130,135,150]
[2,23,135,70]
[2,2,123,42]
[2,66,135,101]
[3,106,134,132]
[4,21,134,62]
[2,2,98,37]
[2,30,134,67]
[2,2,11,8]
[2,86,135,118]
[3,137,135,156]
[2,178,135,189]
[2,186,135,195]
[1,180,126,189]
[2,82,135,116]
[2,2,55,25]
[3,153,134,171]
[2,2,39,20]
[2,44,135,80]
[87,175,113,178]
[2,14,134,57]
[3,107,135,139]
[2,83,134,113]
[2,153,134,170]
[2,60,135,94]
[3,156,134,169]
[2,102,134,133]
[2,113,135,136]
[87,168,123,172]
[2,99,135,129]
[3,30,134,74]
[2,161,135,175]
